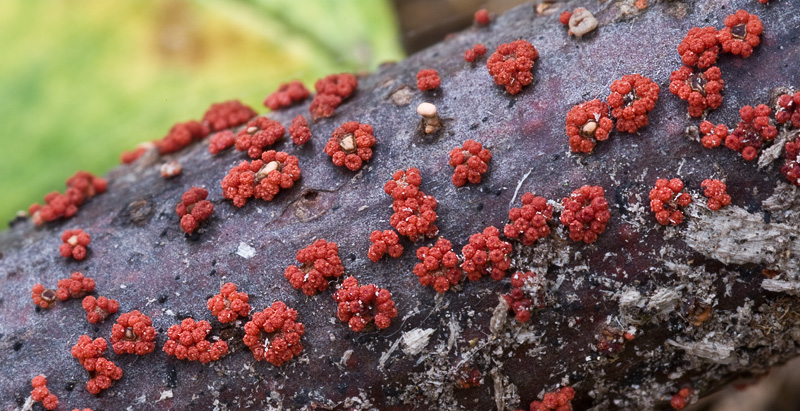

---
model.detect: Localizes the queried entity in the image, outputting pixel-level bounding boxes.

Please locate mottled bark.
[2,1,800,410]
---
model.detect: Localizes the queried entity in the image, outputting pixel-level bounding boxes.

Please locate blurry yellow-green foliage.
[0,0,404,226]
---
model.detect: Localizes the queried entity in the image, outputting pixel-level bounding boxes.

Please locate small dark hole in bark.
[166,363,178,388]
[158,294,168,304]
[65,380,77,391]
[12,341,22,351]
[303,190,319,202]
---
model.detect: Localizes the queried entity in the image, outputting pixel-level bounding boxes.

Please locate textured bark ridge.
[2,1,800,410]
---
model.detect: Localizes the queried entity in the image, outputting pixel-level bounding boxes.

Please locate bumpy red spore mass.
[56,272,95,301]
[717,10,763,58]
[163,318,229,363]
[82,296,120,324]
[333,276,398,332]
[566,99,614,153]
[607,74,660,133]
[289,115,312,145]
[208,130,236,155]
[368,230,403,262]
[504,193,553,245]
[202,100,256,132]
[724,104,777,161]
[309,73,358,119]
[31,284,57,309]
[699,120,729,149]
[111,310,156,355]
[449,140,492,186]
[670,387,693,410]
[524,386,576,411]
[559,10,572,25]
[264,80,310,110]
[243,301,305,366]
[677,27,720,69]
[504,271,547,323]
[235,116,286,159]
[59,228,91,260]
[120,144,150,164]
[700,179,731,211]
[284,239,344,296]
[462,226,513,281]
[649,178,692,226]
[29,171,107,226]
[383,167,439,241]
[464,43,487,63]
[474,8,490,25]
[560,185,610,243]
[416,69,441,91]
[413,238,462,293]
[781,138,800,186]
[221,152,301,207]
[71,335,123,394]
[324,121,375,171]
[176,187,214,234]
[669,65,724,117]
[31,375,59,410]
[487,39,538,95]
[776,91,800,128]
[154,120,210,155]
[207,282,252,323]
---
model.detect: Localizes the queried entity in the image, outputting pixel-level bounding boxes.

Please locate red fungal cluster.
[449,140,492,186]
[71,335,123,394]
[163,318,229,363]
[724,104,776,161]
[243,301,305,366]
[461,226,512,281]
[263,80,310,110]
[59,228,91,260]
[607,74,660,133]
[503,193,553,245]
[416,69,441,91]
[309,73,358,119]
[565,99,614,153]
[559,10,572,25]
[324,121,375,171]
[176,187,214,234]
[57,272,96,301]
[413,238,462,293]
[649,178,692,226]
[111,310,156,355]
[235,116,286,159]
[31,284,57,308]
[383,167,439,241]
[474,8,490,25]
[120,143,152,164]
[368,230,403,262]
[207,282,252,323]
[208,130,236,155]
[670,387,693,410]
[31,375,58,410]
[669,65,724,117]
[202,100,256,132]
[289,115,312,145]
[700,179,731,210]
[677,27,720,69]
[560,185,610,243]
[463,43,487,63]
[487,39,538,95]
[699,120,729,148]
[781,138,800,186]
[504,271,546,323]
[221,151,302,207]
[524,386,576,411]
[333,276,398,332]
[29,171,107,226]
[718,10,763,58]
[82,296,119,324]
[284,239,344,296]
[776,91,800,128]
[155,120,209,155]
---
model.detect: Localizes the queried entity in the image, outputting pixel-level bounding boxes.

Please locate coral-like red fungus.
[154,120,210,155]
[202,100,256,132]
[235,116,286,159]
[384,167,439,241]
[176,187,214,234]
[526,386,576,411]
[120,143,152,164]
[449,140,492,186]
[29,171,107,226]
[474,8,490,25]
[566,99,614,153]
[111,310,156,355]
[413,238,462,293]
[608,74,660,133]
[31,284,57,309]
[333,276,398,332]
[504,271,546,323]
[560,185,610,243]
[463,43,487,63]
[503,193,553,245]
[724,104,777,161]
[309,73,358,119]
[677,27,720,69]
[670,387,693,410]
[416,69,441,91]
[776,91,800,128]
[163,318,229,363]
[207,282,251,323]
[243,301,305,366]
[82,296,119,324]
[718,10,763,58]
[368,230,404,262]
[487,39,538,95]
[264,80,310,110]
[559,10,572,25]
[208,130,236,155]
[781,137,800,186]
[461,226,512,281]
[31,375,58,410]
[669,65,724,117]
[221,152,301,207]
[649,178,692,226]
[71,335,123,394]
[700,179,731,210]
[699,120,729,148]
[56,272,95,301]
[284,239,344,296]
[59,229,91,260]
[289,115,312,146]
[324,121,375,171]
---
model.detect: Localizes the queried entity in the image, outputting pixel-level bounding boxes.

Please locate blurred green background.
[0,0,404,226]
